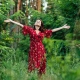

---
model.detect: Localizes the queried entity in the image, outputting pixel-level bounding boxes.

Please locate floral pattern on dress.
[22,25,52,74]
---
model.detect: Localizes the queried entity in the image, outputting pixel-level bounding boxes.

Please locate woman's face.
[34,20,41,30]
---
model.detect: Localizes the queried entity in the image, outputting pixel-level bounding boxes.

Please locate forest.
[0,0,80,80]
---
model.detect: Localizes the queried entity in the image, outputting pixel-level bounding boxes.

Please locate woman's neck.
[35,29,39,31]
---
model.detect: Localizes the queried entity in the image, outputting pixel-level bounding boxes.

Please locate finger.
[4,20,9,22]
[68,26,70,28]
[67,26,70,29]
[64,24,67,26]
[4,20,7,22]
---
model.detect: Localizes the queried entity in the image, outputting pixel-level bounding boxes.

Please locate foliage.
[0,0,15,24]
[56,0,80,24]
[73,19,80,40]
[0,35,80,80]
[45,0,80,38]
[0,30,14,46]
[0,0,27,32]
[0,0,80,80]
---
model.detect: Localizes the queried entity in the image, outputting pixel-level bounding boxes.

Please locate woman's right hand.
[4,19,23,27]
[4,19,12,23]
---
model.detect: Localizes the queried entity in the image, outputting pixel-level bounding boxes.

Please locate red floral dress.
[22,25,52,74]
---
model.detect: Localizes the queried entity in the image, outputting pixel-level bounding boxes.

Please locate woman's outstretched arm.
[52,24,70,32]
[4,19,23,28]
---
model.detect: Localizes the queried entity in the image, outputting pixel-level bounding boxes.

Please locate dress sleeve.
[44,29,52,38]
[22,25,33,35]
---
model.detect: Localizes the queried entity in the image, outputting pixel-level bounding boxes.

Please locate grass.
[1,59,59,80]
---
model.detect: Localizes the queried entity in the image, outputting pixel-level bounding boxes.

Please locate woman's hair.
[33,20,45,32]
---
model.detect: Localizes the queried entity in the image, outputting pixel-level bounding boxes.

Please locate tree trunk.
[37,0,41,12]
[17,0,21,10]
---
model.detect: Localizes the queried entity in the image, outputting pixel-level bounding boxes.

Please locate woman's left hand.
[63,24,70,29]
[4,19,12,23]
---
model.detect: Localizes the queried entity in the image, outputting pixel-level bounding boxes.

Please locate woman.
[4,19,70,77]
